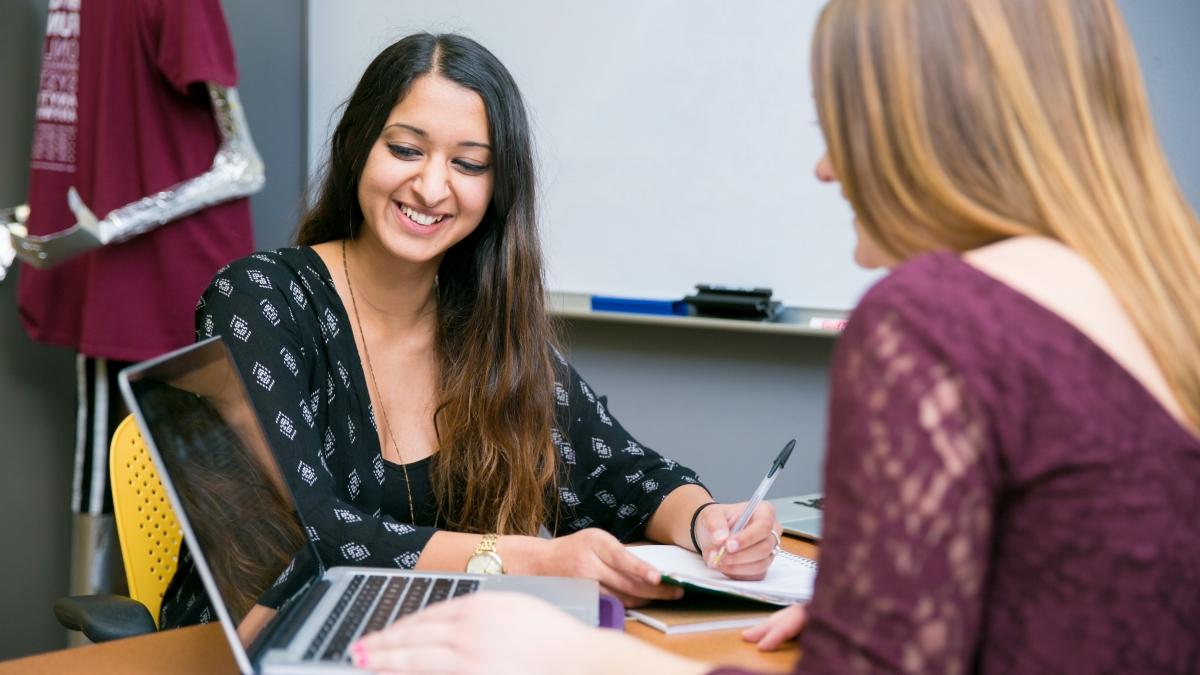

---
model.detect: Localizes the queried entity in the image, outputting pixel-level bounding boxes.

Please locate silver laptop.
[119,337,599,674]
[771,493,823,540]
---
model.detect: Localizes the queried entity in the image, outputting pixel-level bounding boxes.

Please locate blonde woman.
[351,0,1200,672]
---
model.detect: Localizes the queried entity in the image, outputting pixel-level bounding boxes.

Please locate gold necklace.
[341,239,417,526]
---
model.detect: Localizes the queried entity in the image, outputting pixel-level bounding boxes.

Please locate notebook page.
[628,545,817,604]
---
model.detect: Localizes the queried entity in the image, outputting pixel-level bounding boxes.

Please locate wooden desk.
[0,537,816,674]
[0,623,236,675]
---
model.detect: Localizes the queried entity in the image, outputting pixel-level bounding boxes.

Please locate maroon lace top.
[716,252,1200,674]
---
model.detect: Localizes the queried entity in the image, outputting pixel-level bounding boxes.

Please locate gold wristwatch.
[465,533,504,575]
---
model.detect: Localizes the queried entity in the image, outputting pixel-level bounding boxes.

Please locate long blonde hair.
[813,0,1200,433]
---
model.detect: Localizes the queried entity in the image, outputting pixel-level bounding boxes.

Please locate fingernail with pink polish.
[351,644,366,667]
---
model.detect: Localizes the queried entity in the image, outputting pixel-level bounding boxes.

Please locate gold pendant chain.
[341,239,417,526]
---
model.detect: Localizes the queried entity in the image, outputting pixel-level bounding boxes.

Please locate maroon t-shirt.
[18,0,253,361]
[715,252,1199,674]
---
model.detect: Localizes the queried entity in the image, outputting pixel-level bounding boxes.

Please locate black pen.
[711,439,795,565]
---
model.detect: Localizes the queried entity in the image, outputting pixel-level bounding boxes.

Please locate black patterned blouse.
[160,246,704,627]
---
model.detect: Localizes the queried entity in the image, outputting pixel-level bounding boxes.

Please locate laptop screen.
[120,337,317,658]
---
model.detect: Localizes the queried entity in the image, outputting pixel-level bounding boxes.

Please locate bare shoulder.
[310,240,342,270]
[962,237,1112,319]
[310,240,346,288]
[963,236,1184,422]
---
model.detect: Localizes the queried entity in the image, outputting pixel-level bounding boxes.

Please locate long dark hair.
[297,33,560,535]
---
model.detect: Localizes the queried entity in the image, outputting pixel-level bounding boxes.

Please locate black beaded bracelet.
[689,501,720,553]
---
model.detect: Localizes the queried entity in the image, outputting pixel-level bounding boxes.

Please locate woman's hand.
[741,602,807,651]
[693,500,780,580]
[513,528,683,607]
[353,592,595,675]
[353,592,708,675]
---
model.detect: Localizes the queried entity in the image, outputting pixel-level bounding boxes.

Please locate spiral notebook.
[626,594,777,635]
[627,545,818,606]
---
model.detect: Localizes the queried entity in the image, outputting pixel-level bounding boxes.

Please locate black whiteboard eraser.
[682,292,781,321]
[694,284,773,299]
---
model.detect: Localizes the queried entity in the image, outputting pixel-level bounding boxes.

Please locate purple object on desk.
[598,594,625,631]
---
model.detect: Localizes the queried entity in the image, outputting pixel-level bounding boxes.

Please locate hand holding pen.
[692,439,794,580]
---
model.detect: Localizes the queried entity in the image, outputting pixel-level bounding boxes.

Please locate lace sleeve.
[797,303,1001,674]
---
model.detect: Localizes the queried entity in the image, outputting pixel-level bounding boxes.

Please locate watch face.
[466,552,503,575]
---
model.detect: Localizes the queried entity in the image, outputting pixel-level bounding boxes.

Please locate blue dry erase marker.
[590,296,688,316]
[711,439,796,566]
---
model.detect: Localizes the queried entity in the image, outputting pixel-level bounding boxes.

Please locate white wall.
[307,0,882,310]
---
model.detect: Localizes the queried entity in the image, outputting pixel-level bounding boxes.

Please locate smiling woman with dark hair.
[162,32,782,629]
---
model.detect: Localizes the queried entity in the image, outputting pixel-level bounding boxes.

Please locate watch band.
[475,533,500,556]
[465,533,504,575]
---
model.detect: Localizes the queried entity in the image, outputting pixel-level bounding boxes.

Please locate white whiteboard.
[307,0,881,310]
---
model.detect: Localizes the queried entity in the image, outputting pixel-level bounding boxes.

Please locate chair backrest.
[109,415,183,628]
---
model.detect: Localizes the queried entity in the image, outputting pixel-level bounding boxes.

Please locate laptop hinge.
[246,578,331,663]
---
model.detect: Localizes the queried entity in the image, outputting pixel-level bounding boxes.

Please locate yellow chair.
[109,414,183,627]
[55,415,184,641]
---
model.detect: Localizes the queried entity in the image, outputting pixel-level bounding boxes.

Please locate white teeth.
[399,203,444,227]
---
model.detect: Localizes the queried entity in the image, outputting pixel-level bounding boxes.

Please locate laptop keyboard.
[302,574,481,662]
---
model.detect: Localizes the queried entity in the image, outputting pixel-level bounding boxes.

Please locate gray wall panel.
[1121,0,1200,210]
[558,321,833,502]
[0,0,74,660]
[223,0,308,251]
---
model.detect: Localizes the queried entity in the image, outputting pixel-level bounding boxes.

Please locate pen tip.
[778,439,796,466]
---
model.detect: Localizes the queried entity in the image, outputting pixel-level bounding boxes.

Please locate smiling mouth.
[397,202,447,227]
